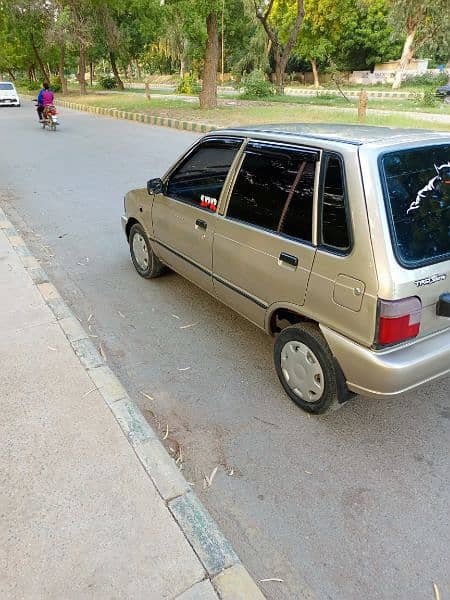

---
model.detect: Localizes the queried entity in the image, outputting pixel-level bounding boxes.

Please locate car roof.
[213,123,450,147]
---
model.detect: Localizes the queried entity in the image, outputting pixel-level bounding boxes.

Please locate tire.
[129,223,165,279]
[274,323,348,414]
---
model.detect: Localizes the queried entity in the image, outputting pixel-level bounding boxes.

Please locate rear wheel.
[129,223,165,279]
[274,323,346,414]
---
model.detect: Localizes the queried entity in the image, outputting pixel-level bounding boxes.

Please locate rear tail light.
[377,297,422,346]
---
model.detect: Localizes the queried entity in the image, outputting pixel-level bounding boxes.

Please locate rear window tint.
[381,145,450,267]
[0,83,14,90]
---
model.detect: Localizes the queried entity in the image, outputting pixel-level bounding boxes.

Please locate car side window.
[166,138,242,212]
[321,155,351,252]
[226,143,318,243]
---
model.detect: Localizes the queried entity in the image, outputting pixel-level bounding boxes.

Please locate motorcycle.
[41,105,59,131]
[34,100,59,131]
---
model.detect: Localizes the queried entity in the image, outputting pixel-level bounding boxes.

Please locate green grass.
[84,86,450,115]
[19,88,449,131]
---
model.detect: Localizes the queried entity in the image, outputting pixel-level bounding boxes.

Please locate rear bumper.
[322,325,450,399]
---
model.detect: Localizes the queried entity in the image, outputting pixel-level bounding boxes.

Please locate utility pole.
[221,0,225,85]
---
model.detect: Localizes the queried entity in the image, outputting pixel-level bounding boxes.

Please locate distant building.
[350,59,437,85]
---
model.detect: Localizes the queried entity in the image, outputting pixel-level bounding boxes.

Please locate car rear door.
[213,141,320,328]
[152,137,243,293]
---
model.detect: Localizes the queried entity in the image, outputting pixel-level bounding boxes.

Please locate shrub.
[25,80,41,92]
[99,75,117,89]
[50,76,62,93]
[421,89,438,107]
[405,72,448,88]
[176,73,200,95]
[239,70,275,99]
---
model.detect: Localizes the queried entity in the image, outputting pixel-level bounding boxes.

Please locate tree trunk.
[7,69,16,81]
[136,61,142,80]
[89,62,94,87]
[180,39,188,79]
[30,34,50,83]
[311,59,320,88]
[77,45,87,95]
[199,13,219,109]
[59,43,68,94]
[110,52,124,90]
[274,49,287,95]
[392,27,416,90]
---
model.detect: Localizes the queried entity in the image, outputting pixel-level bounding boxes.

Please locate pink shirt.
[42,90,54,105]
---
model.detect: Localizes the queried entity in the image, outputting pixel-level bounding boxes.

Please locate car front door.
[152,137,243,293]
[213,141,320,328]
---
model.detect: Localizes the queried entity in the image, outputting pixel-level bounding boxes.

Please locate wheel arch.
[267,304,317,336]
[125,217,141,241]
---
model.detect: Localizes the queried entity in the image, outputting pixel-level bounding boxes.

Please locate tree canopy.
[0,0,447,99]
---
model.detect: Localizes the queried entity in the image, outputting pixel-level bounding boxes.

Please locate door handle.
[195,219,207,230]
[279,252,298,267]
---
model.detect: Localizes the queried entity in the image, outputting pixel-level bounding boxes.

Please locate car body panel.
[152,193,215,292]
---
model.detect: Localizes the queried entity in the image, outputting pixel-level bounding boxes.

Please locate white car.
[0,81,20,107]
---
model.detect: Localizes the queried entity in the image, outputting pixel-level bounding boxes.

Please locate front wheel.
[274,323,347,414]
[129,223,165,279]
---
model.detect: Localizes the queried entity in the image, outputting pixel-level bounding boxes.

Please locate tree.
[161,0,246,109]
[48,4,73,93]
[388,0,450,89]
[1,0,52,82]
[294,0,353,88]
[254,0,305,94]
[336,0,401,72]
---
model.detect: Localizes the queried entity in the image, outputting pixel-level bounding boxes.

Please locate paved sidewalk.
[0,218,263,598]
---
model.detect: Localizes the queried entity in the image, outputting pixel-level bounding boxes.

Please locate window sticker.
[200,194,218,212]
[406,162,450,214]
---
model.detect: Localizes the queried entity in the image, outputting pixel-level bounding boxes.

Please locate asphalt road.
[1,104,449,600]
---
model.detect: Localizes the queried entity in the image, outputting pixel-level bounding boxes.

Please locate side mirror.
[147,178,163,195]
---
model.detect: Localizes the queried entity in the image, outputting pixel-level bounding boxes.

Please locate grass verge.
[20,89,450,131]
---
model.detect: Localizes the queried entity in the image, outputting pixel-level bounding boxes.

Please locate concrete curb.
[0,207,265,600]
[50,95,217,133]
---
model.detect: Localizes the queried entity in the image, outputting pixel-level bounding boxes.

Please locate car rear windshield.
[0,83,14,90]
[381,144,450,267]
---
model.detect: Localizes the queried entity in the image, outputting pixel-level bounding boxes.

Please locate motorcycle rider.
[36,82,54,122]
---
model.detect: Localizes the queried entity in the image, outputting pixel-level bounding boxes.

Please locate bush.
[405,72,448,88]
[25,80,41,92]
[99,75,117,89]
[50,76,62,93]
[410,89,438,107]
[176,73,200,95]
[239,70,275,99]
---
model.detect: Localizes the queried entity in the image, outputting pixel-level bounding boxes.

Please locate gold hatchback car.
[122,124,450,414]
